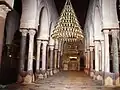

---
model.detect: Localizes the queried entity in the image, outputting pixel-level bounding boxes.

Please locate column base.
[17,71,27,83]
[35,70,40,80]
[90,69,95,78]
[47,69,51,77]
[50,70,53,76]
[103,72,120,86]
[84,68,90,75]
[23,70,34,84]
[53,69,60,74]
[38,70,47,79]
[114,73,120,86]
[104,72,114,86]
[93,71,103,81]
[53,69,57,74]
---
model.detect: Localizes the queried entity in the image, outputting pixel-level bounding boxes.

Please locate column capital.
[20,29,28,36]
[87,48,90,51]
[0,4,11,19]
[103,30,109,34]
[29,30,36,37]
[89,46,94,51]
[42,40,48,45]
[36,39,41,43]
[111,30,118,38]
[49,45,54,50]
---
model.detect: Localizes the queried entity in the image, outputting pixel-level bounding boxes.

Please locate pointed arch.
[37,6,49,40]
[94,6,103,40]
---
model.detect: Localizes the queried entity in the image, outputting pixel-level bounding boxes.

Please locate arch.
[94,6,103,40]
[13,0,22,16]
[116,0,120,21]
[37,7,49,40]
[20,0,37,28]
[0,10,21,84]
[36,0,51,31]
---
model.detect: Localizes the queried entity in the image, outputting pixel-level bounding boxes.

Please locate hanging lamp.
[51,0,84,42]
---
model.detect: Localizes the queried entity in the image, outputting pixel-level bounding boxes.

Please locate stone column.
[87,49,90,74]
[54,49,58,73]
[94,40,100,80]
[49,45,54,75]
[25,30,36,83]
[112,30,119,85]
[90,46,94,70]
[87,49,90,69]
[99,50,102,71]
[0,5,10,64]
[112,31,119,73]
[84,51,88,74]
[103,30,110,72]
[85,52,88,68]
[41,41,48,70]
[94,40,100,72]
[103,30,111,86]
[57,51,61,70]
[40,40,48,78]
[18,29,28,82]
[90,46,94,77]
[57,41,61,70]
[36,40,41,74]
[54,40,58,73]
[101,40,105,72]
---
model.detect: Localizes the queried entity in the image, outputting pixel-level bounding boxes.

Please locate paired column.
[54,40,58,73]
[0,5,10,64]
[87,49,90,70]
[103,30,110,72]
[36,40,41,73]
[89,46,94,77]
[100,40,105,72]
[112,31,119,73]
[27,30,36,76]
[19,30,28,74]
[94,40,100,72]
[89,46,94,71]
[112,30,119,85]
[103,30,111,86]
[41,41,48,71]
[57,41,62,70]
[54,49,58,73]
[49,45,54,75]
[85,51,88,68]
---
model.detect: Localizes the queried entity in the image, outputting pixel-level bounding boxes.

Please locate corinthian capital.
[20,29,28,36]
[29,30,36,37]
[0,5,10,18]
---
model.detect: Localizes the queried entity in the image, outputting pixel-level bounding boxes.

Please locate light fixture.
[51,0,84,42]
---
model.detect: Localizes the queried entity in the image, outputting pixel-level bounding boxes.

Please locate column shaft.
[87,50,90,69]
[90,47,94,70]
[99,50,102,71]
[36,40,41,72]
[0,5,10,64]
[101,40,105,72]
[85,52,88,68]
[57,51,61,69]
[50,46,54,70]
[112,31,119,73]
[94,41,99,71]
[27,30,36,72]
[41,41,48,71]
[103,30,110,72]
[19,30,28,72]
[54,49,58,69]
